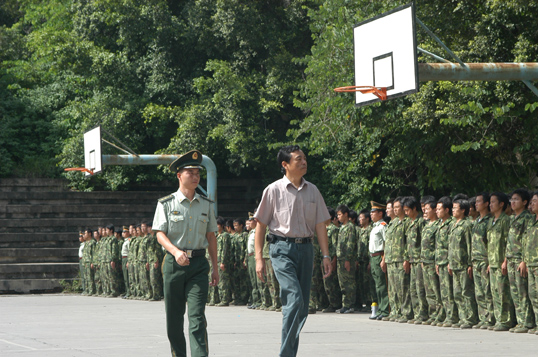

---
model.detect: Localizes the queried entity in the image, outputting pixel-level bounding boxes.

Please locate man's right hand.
[174,250,190,266]
[220,263,225,271]
[256,258,266,283]
[403,260,410,274]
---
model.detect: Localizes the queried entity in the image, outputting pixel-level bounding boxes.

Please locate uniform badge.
[172,211,179,215]
[192,152,198,160]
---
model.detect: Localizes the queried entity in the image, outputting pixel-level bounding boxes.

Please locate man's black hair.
[217,216,226,226]
[394,196,404,204]
[491,192,509,211]
[277,145,301,175]
[336,204,350,216]
[453,193,468,201]
[233,218,245,227]
[403,196,420,211]
[349,210,358,222]
[106,224,115,231]
[476,192,490,205]
[420,195,435,204]
[512,188,531,208]
[454,199,470,216]
[359,209,371,221]
[327,207,336,220]
[437,196,453,214]
[386,198,394,205]
[469,196,476,211]
[84,228,93,234]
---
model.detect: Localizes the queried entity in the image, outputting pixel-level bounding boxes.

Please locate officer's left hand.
[209,268,219,286]
[322,257,332,278]
[174,250,190,266]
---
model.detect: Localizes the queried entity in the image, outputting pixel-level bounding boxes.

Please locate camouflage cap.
[169,150,204,172]
[370,201,386,211]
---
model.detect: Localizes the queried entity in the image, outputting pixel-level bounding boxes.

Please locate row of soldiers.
[78,222,164,301]
[347,190,538,335]
[208,216,283,311]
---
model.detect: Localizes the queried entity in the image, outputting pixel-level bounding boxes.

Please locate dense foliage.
[1,0,537,207]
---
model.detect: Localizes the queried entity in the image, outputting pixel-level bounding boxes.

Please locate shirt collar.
[282,175,307,190]
[176,189,200,203]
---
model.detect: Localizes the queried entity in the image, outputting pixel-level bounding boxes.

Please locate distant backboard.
[83,126,102,176]
[354,3,419,107]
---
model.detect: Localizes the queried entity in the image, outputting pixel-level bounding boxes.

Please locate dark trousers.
[163,254,210,357]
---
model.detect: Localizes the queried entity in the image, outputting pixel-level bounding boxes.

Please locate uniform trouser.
[128,261,138,297]
[234,264,250,304]
[218,266,232,304]
[94,264,102,294]
[83,262,94,295]
[322,258,341,309]
[310,256,328,309]
[265,258,282,308]
[270,241,313,357]
[410,262,428,320]
[101,262,111,295]
[122,258,130,296]
[422,262,444,322]
[489,267,515,327]
[337,260,357,309]
[507,260,535,328]
[527,266,538,325]
[138,261,151,299]
[370,255,389,316]
[390,262,412,319]
[452,269,478,325]
[438,264,458,323]
[355,261,373,308]
[247,255,261,305]
[163,254,210,357]
[150,262,163,300]
[79,260,86,293]
[472,261,494,325]
[386,263,399,317]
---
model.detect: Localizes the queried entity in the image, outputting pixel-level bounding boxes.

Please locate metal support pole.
[417,18,466,68]
[522,80,538,98]
[417,47,451,64]
[418,63,538,82]
[102,154,218,215]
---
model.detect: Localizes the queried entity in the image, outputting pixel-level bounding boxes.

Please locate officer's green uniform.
[152,150,218,357]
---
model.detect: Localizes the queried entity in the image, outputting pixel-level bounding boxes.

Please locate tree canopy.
[1,0,537,207]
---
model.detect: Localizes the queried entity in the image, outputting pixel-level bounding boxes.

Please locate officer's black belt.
[168,249,206,258]
[370,251,384,257]
[266,234,312,244]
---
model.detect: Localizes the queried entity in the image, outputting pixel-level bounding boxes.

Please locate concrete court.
[1,294,537,357]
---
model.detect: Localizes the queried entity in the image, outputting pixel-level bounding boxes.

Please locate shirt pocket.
[169,214,185,231]
[198,216,208,235]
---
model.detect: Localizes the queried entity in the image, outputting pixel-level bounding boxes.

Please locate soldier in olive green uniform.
[322,208,341,312]
[127,228,140,299]
[309,233,329,313]
[403,196,428,324]
[92,229,104,296]
[152,150,218,357]
[263,227,282,311]
[448,200,478,328]
[487,192,515,331]
[471,193,494,329]
[147,223,164,301]
[81,229,94,295]
[421,200,444,325]
[232,219,250,305]
[357,210,374,312]
[523,192,538,335]
[216,217,232,306]
[436,197,458,327]
[506,189,535,332]
[336,205,357,313]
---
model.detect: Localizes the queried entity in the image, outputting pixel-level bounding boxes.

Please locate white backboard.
[354,3,419,106]
[83,126,102,176]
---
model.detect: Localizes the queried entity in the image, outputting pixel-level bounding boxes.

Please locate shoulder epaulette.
[380,222,387,226]
[200,194,214,203]
[158,194,174,203]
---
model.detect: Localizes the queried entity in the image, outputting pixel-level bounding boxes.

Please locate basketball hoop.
[334,86,388,101]
[64,167,94,175]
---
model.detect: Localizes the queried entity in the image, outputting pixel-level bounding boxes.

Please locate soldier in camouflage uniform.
[448,200,478,328]
[247,217,263,309]
[357,209,374,312]
[263,226,282,311]
[506,189,535,332]
[336,204,357,313]
[127,227,141,299]
[90,229,101,295]
[387,197,412,323]
[382,199,399,321]
[471,193,495,329]
[137,223,151,300]
[216,217,232,306]
[487,192,515,331]
[523,192,538,335]
[147,223,163,301]
[421,200,444,326]
[111,227,123,297]
[436,197,458,327]
[403,196,428,324]
[232,218,249,305]
[95,228,107,296]
[322,207,341,313]
[309,233,329,313]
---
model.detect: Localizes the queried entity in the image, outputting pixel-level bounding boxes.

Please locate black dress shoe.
[369,314,379,320]
[376,315,385,320]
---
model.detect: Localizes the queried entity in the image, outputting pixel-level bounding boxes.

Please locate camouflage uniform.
[524,215,538,329]
[448,218,478,326]
[384,218,398,319]
[421,220,444,324]
[386,217,412,321]
[310,235,329,311]
[264,232,282,310]
[506,210,535,329]
[217,231,233,305]
[407,217,428,322]
[128,236,140,298]
[82,238,95,295]
[487,212,515,328]
[137,234,151,300]
[471,214,495,327]
[97,237,108,296]
[232,232,249,305]
[109,236,123,297]
[436,216,458,325]
[323,223,341,310]
[147,233,164,301]
[337,222,357,309]
[356,224,374,310]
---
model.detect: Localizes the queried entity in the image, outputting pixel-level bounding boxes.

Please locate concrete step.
[0,178,68,192]
[0,191,169,205]
[0,218,153,233]
[0,205,159,219]
[0,233,82,248]
[0,262,79,279]
[0,277,77,294]
[0,248,78,263]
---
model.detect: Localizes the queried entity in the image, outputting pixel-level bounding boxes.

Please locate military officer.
[368,201,389,320]
[152,150,218,357]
